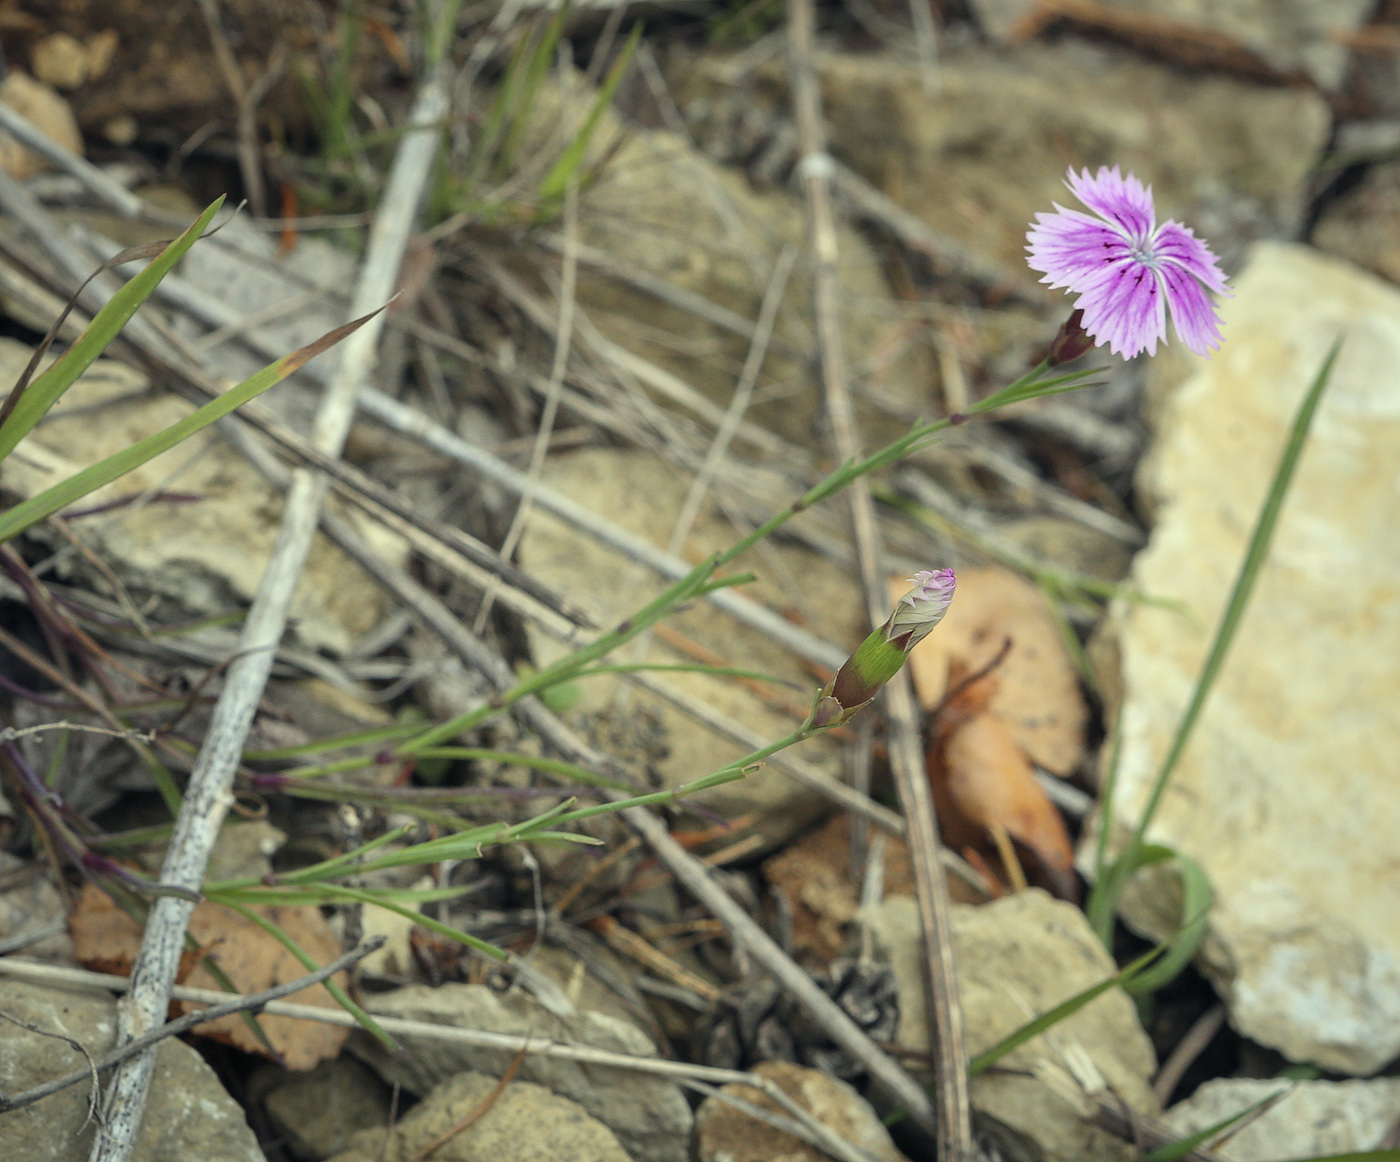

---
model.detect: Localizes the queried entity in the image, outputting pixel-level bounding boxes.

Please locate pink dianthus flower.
[1027,166,1230,359]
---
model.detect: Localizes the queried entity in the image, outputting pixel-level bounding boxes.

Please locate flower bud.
[1044,309,1094,367]
[811,569,956,726]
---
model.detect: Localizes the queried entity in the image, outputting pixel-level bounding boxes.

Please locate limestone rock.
[252,1056,392,1161]
[695,1061,908,1162]
[518,448,865,844]
[1093,243,1400,1074]
[0,979,265,1162]
[0,340,400,654]
[967,0,1369,89]
[327,1071,632,1162]
[868,890,1156,1162]
[1162,1078,1400,1160]
[351,983,691,1162]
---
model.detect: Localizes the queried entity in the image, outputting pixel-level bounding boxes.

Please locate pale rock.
[1092,242,1400,1074]
[1162,1078,1400,1160]
[0,71,83,180]
[517,448,864,844]
[31,33,89,90]
[695,1060,908,1162]
[967,0,1369,89]
[0,340,401,654]
[818,44,1327,273]
[868,890,1156,1162]
[327,1071,632,1162]
[351,982,691,1162]
[0,979,265,1162]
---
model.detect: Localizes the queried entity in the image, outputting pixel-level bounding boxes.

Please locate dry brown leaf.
[899,565,1087,775]
[69,883,350,1069]
[926,673,1078,901]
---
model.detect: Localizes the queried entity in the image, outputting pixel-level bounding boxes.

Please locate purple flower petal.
[1158,261,1224,355]
[1074,257,1167,358]
[1153,220,1231,294]
[1027,207,1133,289]
[1025,166,1229,360]
[1064,166,1155,242]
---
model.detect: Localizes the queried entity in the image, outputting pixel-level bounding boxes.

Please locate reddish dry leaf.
[69,883,350,1069]
[926,672,1078,902]
[900,565,1087,775]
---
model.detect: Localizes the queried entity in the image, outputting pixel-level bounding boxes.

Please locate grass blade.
[0,306,382,545]
[1088,340,1342,949]
[1142,1087,1288,1162]
[0,199,224,460]
[967,943,1164,1076]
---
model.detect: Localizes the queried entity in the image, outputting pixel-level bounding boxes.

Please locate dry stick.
[787,1,973,1157]
[0,103,144,217]
[0,958,882,1162]
[0,938,385,1115]
[75,240,842,670]
[87,58,453,1162]
[1152,1003,1225,1106]
[75,228,589,628]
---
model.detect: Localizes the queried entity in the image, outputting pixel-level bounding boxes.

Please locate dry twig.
[787,0,972,1156]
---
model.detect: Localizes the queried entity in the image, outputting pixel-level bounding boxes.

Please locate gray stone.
[868,890,1156,1162]
[695,1060,908,1162]
[0,339,403,654]
[967,0,1370,89]
[0,978,264,1162]
[1091,243,1400,1074]
[1162,1078,1400,1160]
[327,1070,632,1162]
[351,983,690,1162]
[518,448,865,846]
[252,1056,391,1160]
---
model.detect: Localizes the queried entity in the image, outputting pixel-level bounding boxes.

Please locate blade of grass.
[1121,846,1213,996]
[1088,339,1342,946]
[1142,1088,1288,1162]
[967,942,1165,1076]
[0,199,224,459]
[535,23,641,209]
[0,306,382,545]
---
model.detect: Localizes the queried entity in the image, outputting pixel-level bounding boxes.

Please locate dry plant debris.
[68,883,350,1069]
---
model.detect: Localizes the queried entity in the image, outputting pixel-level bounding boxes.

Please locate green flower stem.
[397,362,1100,756]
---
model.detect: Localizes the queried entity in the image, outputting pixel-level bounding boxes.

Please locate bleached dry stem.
[786,0,973,1155]
[86,58,452,1162]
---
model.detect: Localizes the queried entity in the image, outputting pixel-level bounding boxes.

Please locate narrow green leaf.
[967,943,1165,1076]
[1087,340,1341,949]
[536,23,641,207]
[0,199,224,460]
[1142,1087,1288,1162]
[0,306,381,545]
[1122,847,1214,995]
